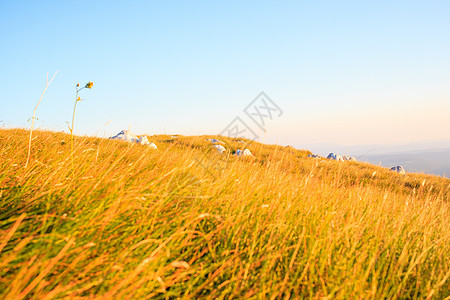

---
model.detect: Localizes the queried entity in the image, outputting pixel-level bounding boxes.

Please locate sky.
[1,1,449,150]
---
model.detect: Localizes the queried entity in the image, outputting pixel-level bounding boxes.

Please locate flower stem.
[71,88,79,175]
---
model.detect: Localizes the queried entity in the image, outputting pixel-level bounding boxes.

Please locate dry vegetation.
[0,128,449,299]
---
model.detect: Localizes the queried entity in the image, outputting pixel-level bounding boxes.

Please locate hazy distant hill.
[303,138,450,157]
[361,149,450,178]
[302,139,450,178]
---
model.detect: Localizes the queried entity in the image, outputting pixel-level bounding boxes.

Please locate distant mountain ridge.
[303,138,450,156]
[360,149,450,178]
[299,139,450,178]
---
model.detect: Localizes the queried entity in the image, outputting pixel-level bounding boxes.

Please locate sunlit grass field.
[1,128,449,299]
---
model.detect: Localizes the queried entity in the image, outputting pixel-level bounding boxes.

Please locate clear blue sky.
[1,1,449,148]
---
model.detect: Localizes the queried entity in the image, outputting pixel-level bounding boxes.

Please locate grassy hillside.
[1,128,449,299]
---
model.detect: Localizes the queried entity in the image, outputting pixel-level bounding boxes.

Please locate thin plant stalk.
[71,87,81,173]
[69,82,92,176]
[25,71,58,168]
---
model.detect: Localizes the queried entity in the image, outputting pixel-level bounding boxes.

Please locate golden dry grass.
[0,128,449,299]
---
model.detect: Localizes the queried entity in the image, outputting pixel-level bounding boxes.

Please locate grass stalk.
[25,71,58,168]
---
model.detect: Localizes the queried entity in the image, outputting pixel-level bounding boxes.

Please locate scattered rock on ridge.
[309,153,356,161]
[110,130,157,148]
[213,144,226,154]
[207,138,224,144]
[327,153,344,162]
[147,141,158,149]
[235,149,253,157]
[110,130,139,143]
[342,155,357,161]
[138,136,150,145]
[390,165,406,175]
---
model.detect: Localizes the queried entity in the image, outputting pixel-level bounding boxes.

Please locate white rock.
[139,136,157,149]
[390,165,406,174]
[342,155,357,161]
[327,153,344,162]
[110,130,139,143]
[235,149,253,157]
[207,138,224,144]
[213,144,226,154]
[138,136,150,145]
[110,130,157,148]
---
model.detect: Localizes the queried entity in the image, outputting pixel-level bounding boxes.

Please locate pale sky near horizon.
[1,1,449,148]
